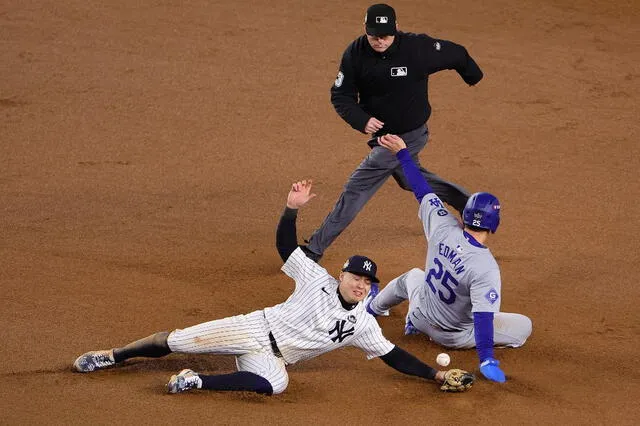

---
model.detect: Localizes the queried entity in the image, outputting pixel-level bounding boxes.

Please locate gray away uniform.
[369,193,532,349]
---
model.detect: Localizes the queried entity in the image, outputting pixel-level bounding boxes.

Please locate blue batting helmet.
[462,192,501,233]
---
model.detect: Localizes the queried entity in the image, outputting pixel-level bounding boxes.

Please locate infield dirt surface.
[2,0,638,424]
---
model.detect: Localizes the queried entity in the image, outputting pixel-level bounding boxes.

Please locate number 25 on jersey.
[426,258,459,305]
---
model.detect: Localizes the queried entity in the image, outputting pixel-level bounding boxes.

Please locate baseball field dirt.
[1,0,638,424]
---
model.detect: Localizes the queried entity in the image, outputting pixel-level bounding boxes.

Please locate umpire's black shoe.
[300,245,322,263]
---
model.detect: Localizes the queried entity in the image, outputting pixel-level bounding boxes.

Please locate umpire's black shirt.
[331,31,483,135]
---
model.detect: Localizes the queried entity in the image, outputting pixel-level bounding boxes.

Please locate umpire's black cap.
[364,4,397,36]
[342,255,380,283]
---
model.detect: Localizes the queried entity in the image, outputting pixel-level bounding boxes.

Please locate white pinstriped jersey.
[417,194,502,330]
[263,248,395,364]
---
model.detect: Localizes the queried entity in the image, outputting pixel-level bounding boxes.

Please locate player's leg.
[234,352,288,394]
[306,143,400,257]
[166,310,270,355]
[390,126,470,214]
[492,312,533,347]
[368,268,424,315]
[165,310,285,394]
[73,332,171,372]
[420,312,532,349]
[74,310,269,373]
[167,352,285,395]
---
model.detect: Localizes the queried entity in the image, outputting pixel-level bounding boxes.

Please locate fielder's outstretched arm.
[379,346,438,381]
[276,207,299,262]
[276,180,317,262]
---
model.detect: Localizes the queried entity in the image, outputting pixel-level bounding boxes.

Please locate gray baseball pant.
[307,125,469,256]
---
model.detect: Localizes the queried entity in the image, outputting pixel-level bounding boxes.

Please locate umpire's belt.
[268,332,283,358]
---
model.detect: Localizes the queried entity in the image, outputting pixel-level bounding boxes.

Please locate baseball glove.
[440,369,475,392]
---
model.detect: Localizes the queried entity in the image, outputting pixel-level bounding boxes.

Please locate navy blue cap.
[342,255,380,283]
[364,4,397,36]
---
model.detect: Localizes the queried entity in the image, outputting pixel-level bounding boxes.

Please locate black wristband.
[283,207,298,218]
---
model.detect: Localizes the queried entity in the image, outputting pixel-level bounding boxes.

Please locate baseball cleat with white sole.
[167,369,203,394]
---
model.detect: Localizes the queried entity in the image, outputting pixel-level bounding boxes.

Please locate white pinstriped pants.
[166,310,289,394]
[372,268,533,349]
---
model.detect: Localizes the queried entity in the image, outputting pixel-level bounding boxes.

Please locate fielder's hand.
[287,180,317,209]
[378,134,407,153]
[439,369,475,392]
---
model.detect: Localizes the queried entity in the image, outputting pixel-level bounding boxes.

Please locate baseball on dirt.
[436,353,450,367]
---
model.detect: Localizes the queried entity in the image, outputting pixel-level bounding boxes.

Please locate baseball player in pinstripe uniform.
[73,180,474,395]
[367,135,533,383]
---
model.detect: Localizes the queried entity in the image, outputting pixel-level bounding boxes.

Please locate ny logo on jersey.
[363,261,372,271]
[329,320,355,343]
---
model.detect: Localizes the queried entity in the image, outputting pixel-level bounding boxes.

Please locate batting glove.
[365,283,380,316]
[480,358,506,383]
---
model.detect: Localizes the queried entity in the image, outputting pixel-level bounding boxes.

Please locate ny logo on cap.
[375,16,389,23]
[363,260,373,271]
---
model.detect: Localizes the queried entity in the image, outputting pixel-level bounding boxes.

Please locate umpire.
[305,3,484,261]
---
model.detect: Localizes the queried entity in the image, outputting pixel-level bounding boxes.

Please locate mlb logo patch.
[391,67,407,77]
[375,16,389,23]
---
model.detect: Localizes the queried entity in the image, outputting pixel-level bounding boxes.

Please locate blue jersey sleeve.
[396,148,434,203]
[473,311,495,362]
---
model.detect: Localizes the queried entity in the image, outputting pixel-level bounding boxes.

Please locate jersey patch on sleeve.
[437,209,448,216]
[485,288,499,304]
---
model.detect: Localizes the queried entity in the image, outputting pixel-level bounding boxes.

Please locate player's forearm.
[379,345,437,380]
[396,149,433,203]
[473,311,495,362]
[275,207,299,262]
